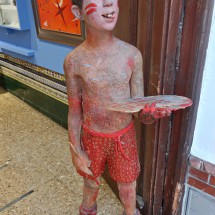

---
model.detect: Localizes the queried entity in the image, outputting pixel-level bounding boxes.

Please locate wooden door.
[105,0,214,214]
[114,0,138,45]
[136,0,214,214]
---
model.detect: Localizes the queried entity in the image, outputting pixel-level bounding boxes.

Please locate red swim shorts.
[78,121,140,183]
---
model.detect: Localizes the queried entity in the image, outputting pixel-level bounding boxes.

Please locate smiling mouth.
[102,12,115,19]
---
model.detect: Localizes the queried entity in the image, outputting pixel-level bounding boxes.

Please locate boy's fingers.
[87,160,91,167]
[79,153,91,166]
[151,103,156,112]
[144,104,149,110]
[151,102,156,108]
[82,167,94,177]
[167,109,172,115]
[84,157,91,167]
[81,160,91,168]
[158,109,171,118]
[163,110,171,117]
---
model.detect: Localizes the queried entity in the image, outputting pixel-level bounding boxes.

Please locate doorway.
[106,0,214,214]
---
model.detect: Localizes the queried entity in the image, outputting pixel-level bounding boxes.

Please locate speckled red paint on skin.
[80,188,98,214]
[118,182,137,215]
[82,186,99,207]
[128,58,134,69]
[85,118,92,127]
[68,97,82,107]
[83,101,93,127]
[91,189,99,203]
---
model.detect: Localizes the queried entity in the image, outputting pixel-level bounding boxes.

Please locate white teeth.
[102,12,114,18]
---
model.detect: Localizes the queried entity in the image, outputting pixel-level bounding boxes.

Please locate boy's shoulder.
[116,39,142,58]
[118,39,139,52]
[63,49,78,77]
[64,44,85,73]
[65,44,84,62]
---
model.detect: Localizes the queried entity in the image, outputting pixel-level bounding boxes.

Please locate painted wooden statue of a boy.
[64,0,170,214]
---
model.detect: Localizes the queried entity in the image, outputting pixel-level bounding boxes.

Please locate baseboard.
[0,52,68,128]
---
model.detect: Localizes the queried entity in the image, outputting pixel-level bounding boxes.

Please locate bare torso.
[67,38,142,133]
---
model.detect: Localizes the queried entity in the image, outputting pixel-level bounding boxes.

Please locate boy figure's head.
[71,0,119,32]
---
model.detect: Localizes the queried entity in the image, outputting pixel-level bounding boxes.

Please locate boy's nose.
[103,0,113,7]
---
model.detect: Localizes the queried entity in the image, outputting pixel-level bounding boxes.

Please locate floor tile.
[0,88,123,214]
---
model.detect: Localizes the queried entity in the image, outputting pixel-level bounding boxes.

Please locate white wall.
[191,3,215,164]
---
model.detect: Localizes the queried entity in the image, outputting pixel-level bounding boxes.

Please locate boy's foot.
[123,209,141,215]
[79,203,97,215]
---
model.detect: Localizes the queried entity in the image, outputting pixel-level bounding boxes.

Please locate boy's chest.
[79,56,133,89]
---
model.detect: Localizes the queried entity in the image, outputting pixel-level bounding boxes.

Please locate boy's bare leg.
[81,177,100,208]
[118,181,137,215]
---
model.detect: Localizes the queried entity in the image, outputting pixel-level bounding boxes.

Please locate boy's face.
[81,0,119,32]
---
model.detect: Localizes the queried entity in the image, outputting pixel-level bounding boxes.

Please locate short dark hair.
[72,0,83,9]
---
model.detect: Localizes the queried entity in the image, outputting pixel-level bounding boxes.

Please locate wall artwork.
[32,0,85,46]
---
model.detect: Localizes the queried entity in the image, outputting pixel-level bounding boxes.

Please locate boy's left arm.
[130,49,171,124]
[130,49,144,99]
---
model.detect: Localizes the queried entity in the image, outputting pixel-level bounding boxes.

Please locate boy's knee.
[118,181,136,189]
[117,181,137,193]
[83,178,100,190]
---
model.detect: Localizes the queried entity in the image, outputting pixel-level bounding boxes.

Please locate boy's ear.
[71,5,82,20]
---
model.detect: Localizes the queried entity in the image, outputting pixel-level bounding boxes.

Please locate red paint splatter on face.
[85,3,97,10]
[86,8,97,16]
[85,3,97,16]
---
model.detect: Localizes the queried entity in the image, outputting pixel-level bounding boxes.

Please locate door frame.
[136,0,215,214]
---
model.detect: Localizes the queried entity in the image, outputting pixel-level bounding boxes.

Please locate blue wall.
[0,0,74,74]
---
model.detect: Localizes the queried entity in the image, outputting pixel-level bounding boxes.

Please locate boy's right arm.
[64,55,93,177]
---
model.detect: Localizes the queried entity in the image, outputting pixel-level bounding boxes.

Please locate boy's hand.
[138,103,171,124]
[70,145,93,177]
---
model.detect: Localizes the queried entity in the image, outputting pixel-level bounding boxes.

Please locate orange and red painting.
[36,0,81,35]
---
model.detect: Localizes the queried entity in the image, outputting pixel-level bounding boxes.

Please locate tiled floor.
[0,87,123,215]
